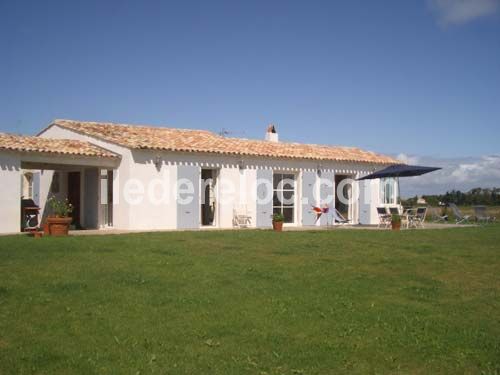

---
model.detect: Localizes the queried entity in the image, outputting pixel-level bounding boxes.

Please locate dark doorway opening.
[67,172,81,227]
[334,174,352,221]
[201,169,217,226]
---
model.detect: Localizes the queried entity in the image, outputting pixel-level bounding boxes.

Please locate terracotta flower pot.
[391,221,401,231]
[272,221,283,232]
[47,217,72,236]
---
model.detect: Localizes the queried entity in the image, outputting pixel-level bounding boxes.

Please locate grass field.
[1,226,500,374]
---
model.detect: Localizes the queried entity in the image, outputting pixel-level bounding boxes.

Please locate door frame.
[272,171,298,227]
[334,173,355,224]
[199,168,219,227]
[99,169,114,228]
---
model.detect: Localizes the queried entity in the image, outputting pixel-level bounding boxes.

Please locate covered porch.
[0,133,120,234]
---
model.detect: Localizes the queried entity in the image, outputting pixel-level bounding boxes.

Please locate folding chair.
[412,207,427,229]
[377,207,391,229]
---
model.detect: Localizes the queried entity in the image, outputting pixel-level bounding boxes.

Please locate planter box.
[47,217,72,236]
[391,221,401,231]
[272,221,283,232]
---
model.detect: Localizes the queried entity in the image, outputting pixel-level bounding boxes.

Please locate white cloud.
[428,0,499,26]
[396,154,500,197]
[397,153,420,165]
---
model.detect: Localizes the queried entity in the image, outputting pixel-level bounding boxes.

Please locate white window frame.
[380,178,397,205]
[273,172,297,225]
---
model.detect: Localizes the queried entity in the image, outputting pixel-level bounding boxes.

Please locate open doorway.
[67,171,81,227]
[201,169,217,226]
[335,174,354,222]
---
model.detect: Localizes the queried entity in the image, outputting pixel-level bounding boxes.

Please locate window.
[273,173,295,223]
[381,178,396,204]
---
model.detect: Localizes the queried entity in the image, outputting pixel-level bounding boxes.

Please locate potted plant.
[46,197,73,236]
[272,213,284,232]
[391,214,401,231]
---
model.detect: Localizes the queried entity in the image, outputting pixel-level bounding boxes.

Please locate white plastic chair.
[233,205,252,228]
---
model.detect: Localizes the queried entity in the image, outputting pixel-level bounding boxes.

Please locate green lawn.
[1,227,500,374]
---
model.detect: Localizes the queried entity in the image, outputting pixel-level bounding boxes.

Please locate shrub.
[48,197,73,217]
[272,213,285,222]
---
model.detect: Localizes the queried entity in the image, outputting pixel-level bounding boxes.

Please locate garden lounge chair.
[430,207,448,223]
[448,203,471,224]
[473,206,496,224]
[377,207,391,229]
[332,208,350,225]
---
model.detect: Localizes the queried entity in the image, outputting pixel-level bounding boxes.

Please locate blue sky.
[1,0,499,193]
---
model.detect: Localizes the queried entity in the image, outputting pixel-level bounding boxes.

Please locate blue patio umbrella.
[357,164,441,180]
[357,164,442,203]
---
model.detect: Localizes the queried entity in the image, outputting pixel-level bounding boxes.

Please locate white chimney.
[265,124,279,142]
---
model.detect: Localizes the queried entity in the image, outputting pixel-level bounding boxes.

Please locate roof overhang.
[17,151,121,170]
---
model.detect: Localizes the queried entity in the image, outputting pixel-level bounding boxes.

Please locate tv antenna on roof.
[218,128,246,137]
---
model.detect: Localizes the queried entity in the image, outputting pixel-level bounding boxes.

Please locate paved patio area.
[62,223,476,236]
[2,223,476,237]
[285,223,477,231]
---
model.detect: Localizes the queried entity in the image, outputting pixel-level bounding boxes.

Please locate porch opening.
[19,162,115,232]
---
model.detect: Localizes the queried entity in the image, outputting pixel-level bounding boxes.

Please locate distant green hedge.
[403,187,500,206]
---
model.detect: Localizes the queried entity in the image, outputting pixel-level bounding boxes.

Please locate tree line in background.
[402,187,500,207]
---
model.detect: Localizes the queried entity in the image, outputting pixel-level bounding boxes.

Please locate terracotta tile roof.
[51,119,398,165]
[0,132,119,158]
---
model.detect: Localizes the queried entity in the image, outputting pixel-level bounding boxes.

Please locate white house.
[0,119,401,234]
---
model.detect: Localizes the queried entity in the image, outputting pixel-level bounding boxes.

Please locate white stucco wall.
[126,150,178,230]
[240,167,257,227]
[217,166,240,228]
[0,151,21,233]
[358,179,381,224]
